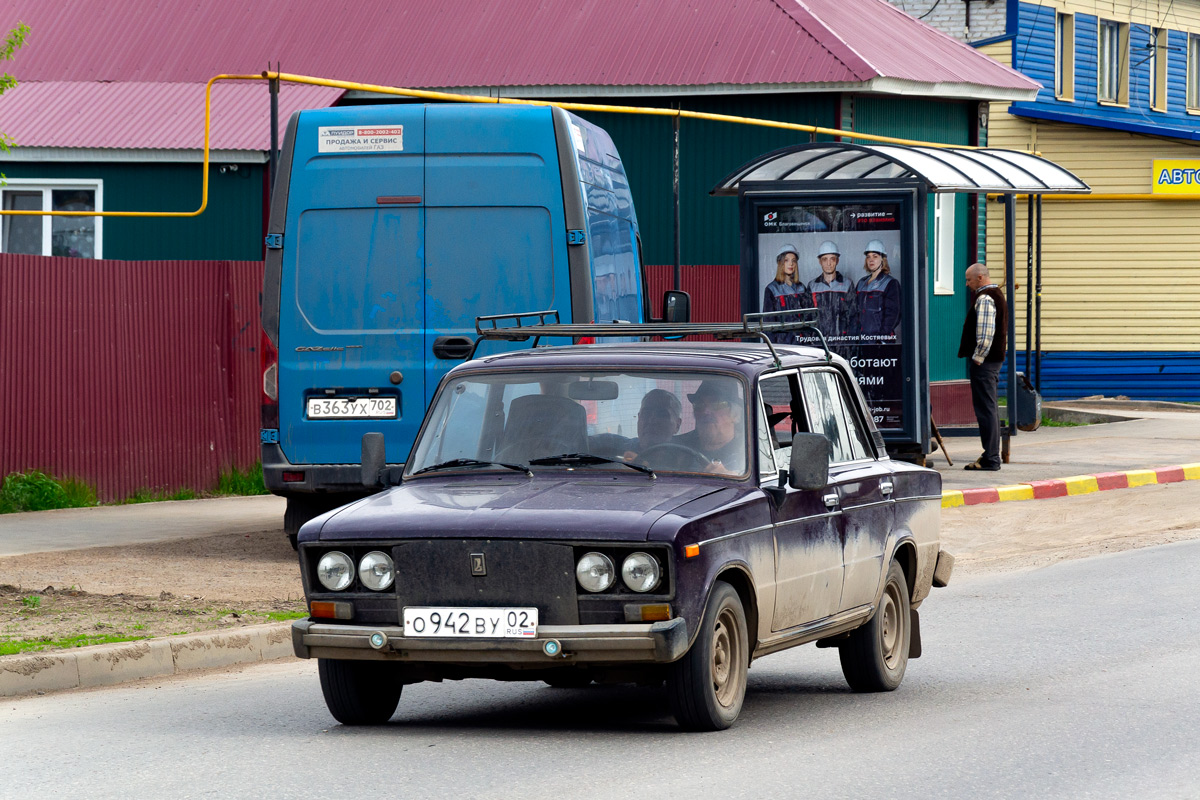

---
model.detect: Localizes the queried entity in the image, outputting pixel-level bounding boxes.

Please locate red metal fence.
[646,264,741,329]
[1,254,263,501]
[0,257,738,501]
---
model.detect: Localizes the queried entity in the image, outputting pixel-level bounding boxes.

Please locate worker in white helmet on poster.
[856,239,901,337]
[806,240,858,340]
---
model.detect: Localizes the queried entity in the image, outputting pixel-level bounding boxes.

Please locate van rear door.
[278,106,426,467]
[422,105,573,404]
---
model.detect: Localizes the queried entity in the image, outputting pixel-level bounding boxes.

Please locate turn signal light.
[684,544,700,558]
[639,604,672,622]
[310,601,353,620]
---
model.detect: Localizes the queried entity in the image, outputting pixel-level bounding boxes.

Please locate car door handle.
[432,336,474,360]
[880,480,894,496]
[823,492,840,508]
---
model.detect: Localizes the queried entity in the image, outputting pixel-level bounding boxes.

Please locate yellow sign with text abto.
[1152,160,1200,194]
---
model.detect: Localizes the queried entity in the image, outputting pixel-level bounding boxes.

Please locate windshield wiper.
[411,458,532,477]
[527,452,655,479]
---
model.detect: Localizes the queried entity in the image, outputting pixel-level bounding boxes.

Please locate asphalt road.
[4,539,1198,800]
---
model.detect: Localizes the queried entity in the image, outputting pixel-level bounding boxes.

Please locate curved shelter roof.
[712,142,1091,195]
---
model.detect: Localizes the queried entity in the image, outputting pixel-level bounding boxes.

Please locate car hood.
[310,474,727,543]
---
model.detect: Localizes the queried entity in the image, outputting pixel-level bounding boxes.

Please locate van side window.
[800,369,870,463]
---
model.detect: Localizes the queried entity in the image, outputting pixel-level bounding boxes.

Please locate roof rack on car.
[471,308,831,368]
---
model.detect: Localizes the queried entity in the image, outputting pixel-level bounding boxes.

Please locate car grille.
[392,540,579,625]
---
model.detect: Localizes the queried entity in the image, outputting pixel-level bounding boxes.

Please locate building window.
[0,180,102,258]
[1150,28,1169,111]
[1098,20,1130,105]
[1190,33,1200,110]
[1056,12,1075,100]
[933,193,955,296]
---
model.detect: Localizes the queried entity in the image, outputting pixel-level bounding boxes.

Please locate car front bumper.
[291,618,689,664]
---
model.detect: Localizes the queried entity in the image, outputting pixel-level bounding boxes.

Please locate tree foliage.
[0,22,29,155]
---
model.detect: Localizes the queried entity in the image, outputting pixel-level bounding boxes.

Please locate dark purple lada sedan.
[291,337,952,731]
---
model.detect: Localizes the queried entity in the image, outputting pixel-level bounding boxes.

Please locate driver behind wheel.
[623,389,683,462]
[676,380,746,475]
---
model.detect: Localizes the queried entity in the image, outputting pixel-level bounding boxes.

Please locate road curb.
[941,463,1200,508]
[0,622,294,698]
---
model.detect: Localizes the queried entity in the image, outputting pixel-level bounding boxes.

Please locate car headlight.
[576,552,615,593]
[316,551,354,591]
[622,552,661,593]
[358,551,395,591]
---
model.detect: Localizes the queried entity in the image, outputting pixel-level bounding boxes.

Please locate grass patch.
[253,610,308,622]
[20,595,40,610]
[215,462,268,496]
[0,470,98,514]
[1041,417,1085,428]
[116,487,200,505]
[0,632,150,656]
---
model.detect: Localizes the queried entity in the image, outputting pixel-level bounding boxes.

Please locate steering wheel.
[635,442,712,472]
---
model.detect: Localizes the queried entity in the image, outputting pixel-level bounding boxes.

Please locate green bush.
[0,470,98,514]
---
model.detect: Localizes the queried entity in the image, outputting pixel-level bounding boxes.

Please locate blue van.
[260,103,650,543]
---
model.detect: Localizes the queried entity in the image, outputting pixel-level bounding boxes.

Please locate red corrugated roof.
[1,0,1034,89]
[0,82,342,150]
[0,0,1037,151]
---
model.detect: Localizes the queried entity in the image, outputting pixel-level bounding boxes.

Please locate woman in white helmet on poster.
[856,239,901,338]
[761,242,809,342]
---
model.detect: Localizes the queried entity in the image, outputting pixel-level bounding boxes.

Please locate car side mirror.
[663,290,691,323]
[788,432,830,490]
[361,432,385,488]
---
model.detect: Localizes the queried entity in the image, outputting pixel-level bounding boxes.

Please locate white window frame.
[933,193,956,296]
[1098,19,1130,105]
[1056,12,1075,101]
[1150,27,1169,112]
[0,178,104,258]
[1189,33,1200,111]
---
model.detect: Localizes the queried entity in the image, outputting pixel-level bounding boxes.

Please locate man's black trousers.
[969,360,1003,468]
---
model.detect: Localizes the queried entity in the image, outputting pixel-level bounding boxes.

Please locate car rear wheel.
[839,559,910,692]
[318,658,403,725]
[666,581,748,731]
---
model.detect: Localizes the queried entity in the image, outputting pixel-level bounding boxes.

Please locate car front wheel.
[667,581,749,731]
[318,658,403,725]
[839,559,910,692]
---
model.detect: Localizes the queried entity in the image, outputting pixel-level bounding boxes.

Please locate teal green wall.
[850,96,975,382]
[573,93,838,266]
[0,161,265,260]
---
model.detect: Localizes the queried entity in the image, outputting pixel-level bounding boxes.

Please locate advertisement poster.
[755,203,904,429]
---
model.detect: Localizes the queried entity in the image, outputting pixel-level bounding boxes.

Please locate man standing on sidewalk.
[958,263,1007,471]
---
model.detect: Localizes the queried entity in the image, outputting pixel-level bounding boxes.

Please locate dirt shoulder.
[4,480,1200,653]
[1,529,304,652]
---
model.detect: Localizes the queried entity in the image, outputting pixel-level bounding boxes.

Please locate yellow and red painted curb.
[941,463,1200,508]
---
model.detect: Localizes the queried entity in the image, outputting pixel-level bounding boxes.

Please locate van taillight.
[577,337,596,345]
[261,330,279,428]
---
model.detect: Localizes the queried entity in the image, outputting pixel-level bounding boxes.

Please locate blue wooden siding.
[1009,2,1200,139]
[1004,351,1200,401]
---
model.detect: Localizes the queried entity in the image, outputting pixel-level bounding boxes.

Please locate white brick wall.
[884,0,1007,43]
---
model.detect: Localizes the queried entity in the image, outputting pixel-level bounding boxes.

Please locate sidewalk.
[930,404,1200,502]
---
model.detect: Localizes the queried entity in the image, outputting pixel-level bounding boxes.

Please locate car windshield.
[407,370,750,478]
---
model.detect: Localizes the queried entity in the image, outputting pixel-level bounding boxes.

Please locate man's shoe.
[964,459,1001,471]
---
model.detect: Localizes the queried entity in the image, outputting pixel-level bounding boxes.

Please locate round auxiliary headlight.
[358,551,395,591]
[622,552,662,593]
[316,551,354,592]
[576,552,615,593]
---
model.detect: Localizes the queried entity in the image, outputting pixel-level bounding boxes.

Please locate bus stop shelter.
[712,141,1090,460]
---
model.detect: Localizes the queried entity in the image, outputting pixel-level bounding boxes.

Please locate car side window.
[758,372,805,477]
[800,369,870,463]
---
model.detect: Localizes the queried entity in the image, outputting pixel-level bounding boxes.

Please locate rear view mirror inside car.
[568,380,620,401]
